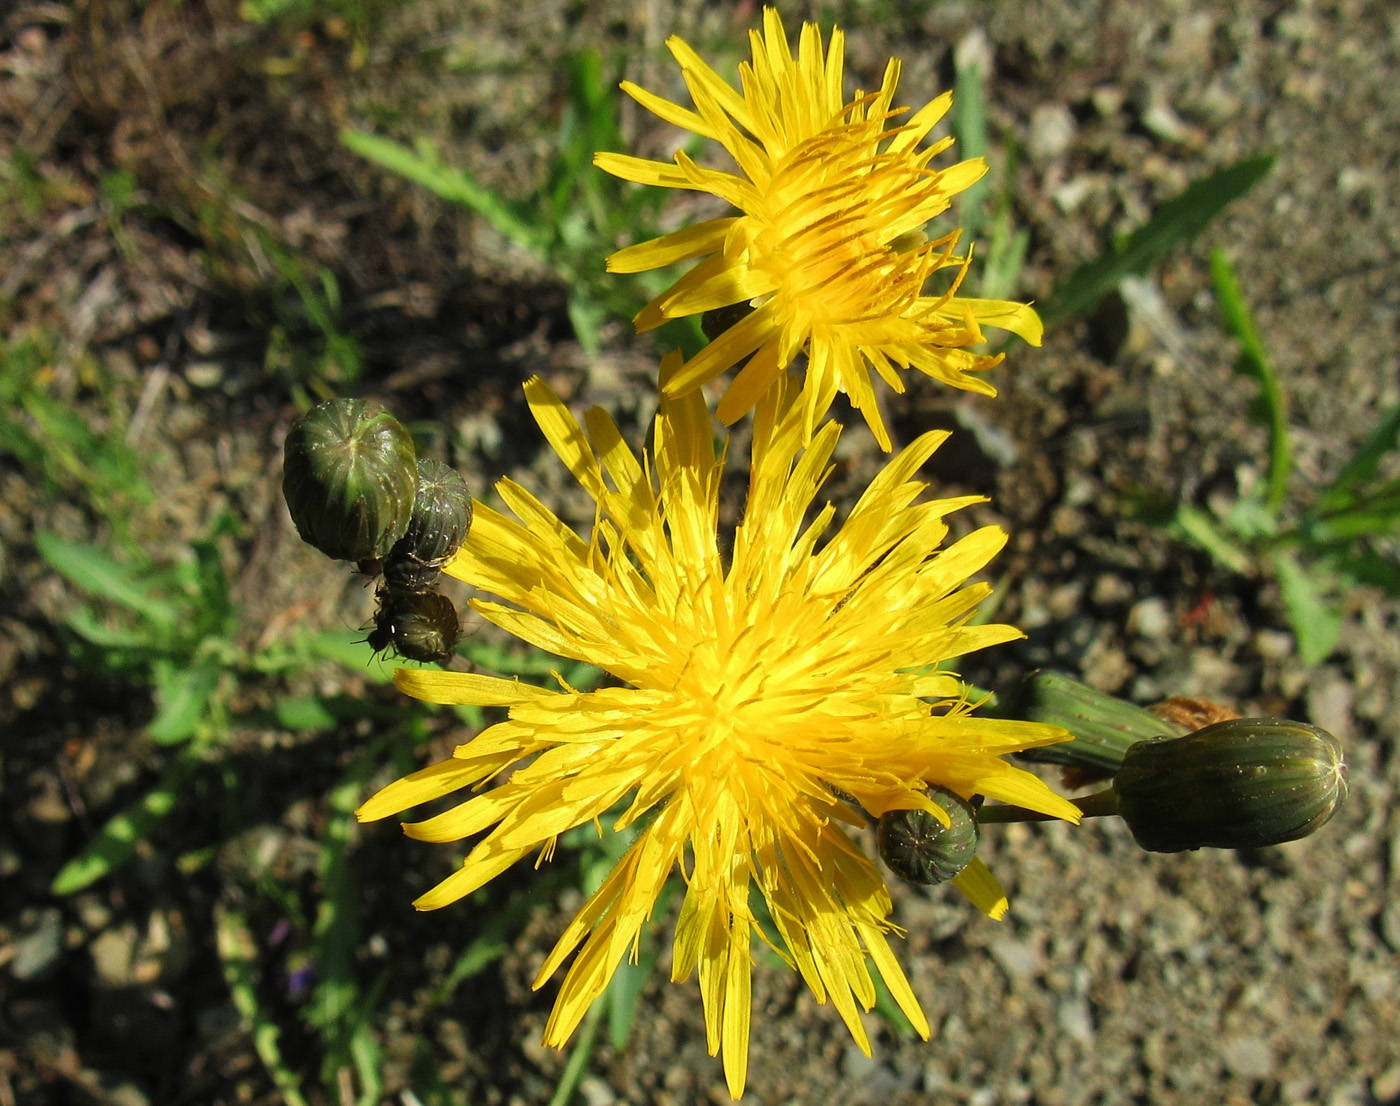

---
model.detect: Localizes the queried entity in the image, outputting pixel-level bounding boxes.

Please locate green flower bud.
[876,786,980,885]
[368,589,460,665]
[1006,669,1187,775]
[1113,719,1347,852]
[382,459,474,593]
[283,399,418,563]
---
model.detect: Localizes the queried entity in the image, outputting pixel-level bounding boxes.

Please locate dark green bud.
[369,589,460,665]
[382,459,474,593]
[283,399,418,563]
[1113,719,1347,852]
[876,786,980,884]
[1006,669,1187,775]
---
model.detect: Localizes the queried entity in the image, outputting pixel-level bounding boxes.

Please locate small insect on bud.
[876,786,980,885]
[1113,719,1348,853]
[283,399,418,563]
[370,590,460,665]
[1007,669,1188,776]
[382,459,474,593]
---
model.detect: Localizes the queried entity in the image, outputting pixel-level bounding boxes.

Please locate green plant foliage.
[0,338,150,520]
[1041,155,1275,328]
[1211,247,1291,512]
[341,50,683,353]
[1141,250,1400,666]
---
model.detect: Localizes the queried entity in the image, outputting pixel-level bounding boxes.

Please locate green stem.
[976,787,1121,824]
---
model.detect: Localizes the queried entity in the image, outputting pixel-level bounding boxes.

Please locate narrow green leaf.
[1170,505,1254,574]
[548,999,605,1106]
[1309,505,1400,542]
[980,218,1029,303]
[35,532,181,631]
[951,55,990,249]
[274,695,340,732]
[1042,155,1275,327]
[1271,552,1343,666]
[872,973,918,1039]
[64,608,158,652]
[148,661,221,744]
[340,129,546,256]
[216,907,311,1106]
[50,752,198,894]
[1320,399,1400,510]
[1319,547,1400,595]
[605,877,679,1050]
[1210,248,1291,514]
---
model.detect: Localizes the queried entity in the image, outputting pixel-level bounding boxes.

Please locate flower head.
[596,7,1043,451]
[358,357,1077,1098]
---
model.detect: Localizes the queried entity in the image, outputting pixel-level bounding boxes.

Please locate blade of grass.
[307,738,389,1052]
[1271,551,1343,666]
[605,876,680,1050]
[217,906,311,1106]
[340,130,545,256]
[1170,504,1254,574]
[951,53,990,250]
[1041,155,1275,328]
[1319,399,1400,511]
[1210,248,1291,514]
[35,531,181,632]
[428,869,573,1007]
[547,998,606,1106]
[50,748,200,894]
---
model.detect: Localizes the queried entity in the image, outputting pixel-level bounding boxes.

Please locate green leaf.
[1042,155,1275,328]
[1210,248,1291,514]
[1320,399,1400,511]
[340,129,546,256]
[274,695,340,732]
[148,660,222,744]
[35,532,181,632]
[980,216,1030,302]
[951,54,990,249]
[216,907,311,1106]
[1170,505,1254,574]
[50,752,198,894]
[548,999,605,1106]
[1319,547,1400,595]
[605,876,679,1050]
[1270,552,1343,666]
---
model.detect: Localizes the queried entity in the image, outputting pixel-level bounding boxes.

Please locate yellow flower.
[358,358,1077,1098]
[595,7,1043,451]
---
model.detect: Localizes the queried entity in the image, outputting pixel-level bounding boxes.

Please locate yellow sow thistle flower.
[595,7,1044,451]
[357,357,1078,1098]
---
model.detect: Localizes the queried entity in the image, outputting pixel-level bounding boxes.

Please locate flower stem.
[976,787,1121,824]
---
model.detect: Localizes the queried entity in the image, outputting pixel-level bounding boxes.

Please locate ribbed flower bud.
[1114,719,1347,852]
[876,786,980,884]
[1006,669,1188,775]
[382,459,474,593]
[283,399,418,563]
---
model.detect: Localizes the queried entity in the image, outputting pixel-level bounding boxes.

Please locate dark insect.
[368,588,461,664]
[282,398,418,563]
[382,459,474,593]
[876,786,980,885]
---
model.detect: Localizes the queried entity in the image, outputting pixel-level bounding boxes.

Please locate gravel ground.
[2,1,1397,1104]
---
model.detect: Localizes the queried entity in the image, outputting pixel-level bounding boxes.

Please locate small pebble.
[11,907,64,980]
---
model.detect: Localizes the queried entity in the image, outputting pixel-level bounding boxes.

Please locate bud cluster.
[874,671,1348,889]
[282,399,474,664]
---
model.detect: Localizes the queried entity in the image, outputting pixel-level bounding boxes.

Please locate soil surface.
[2,1,1398,1105]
